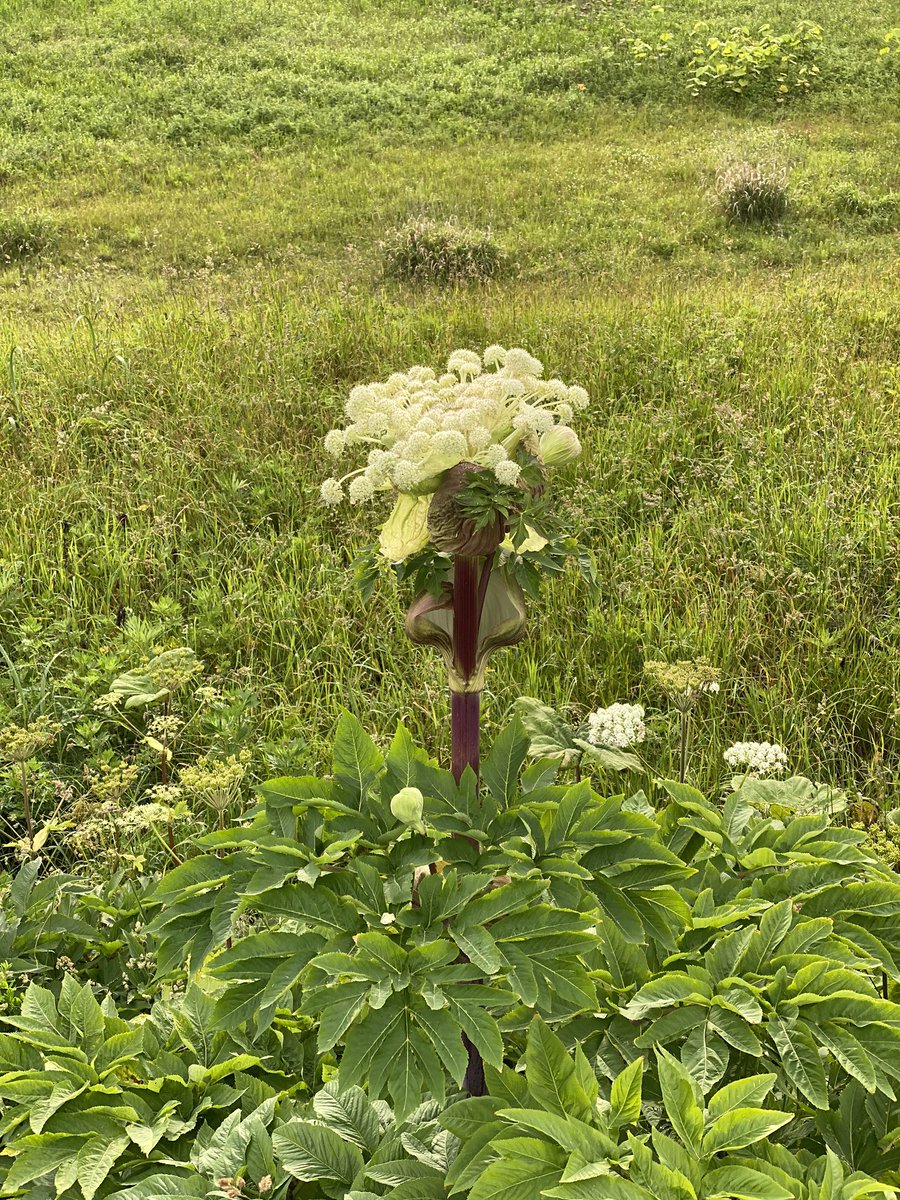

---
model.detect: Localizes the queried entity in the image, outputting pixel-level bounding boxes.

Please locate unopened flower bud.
[539,426,581,466]
[390,786,424,826]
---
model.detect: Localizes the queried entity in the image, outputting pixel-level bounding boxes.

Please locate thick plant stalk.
[450,554,489,1096]
[451,554,481,782]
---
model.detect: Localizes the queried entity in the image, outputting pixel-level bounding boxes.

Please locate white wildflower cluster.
[319,345,588,507]
[586,703,646,750]
[724,741,789,777]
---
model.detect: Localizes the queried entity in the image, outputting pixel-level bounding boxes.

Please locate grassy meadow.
[1,0,899,803]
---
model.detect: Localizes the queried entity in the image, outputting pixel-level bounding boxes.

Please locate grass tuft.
[0,209,58,263]
[715,159,790,224]
[381,217,506,284]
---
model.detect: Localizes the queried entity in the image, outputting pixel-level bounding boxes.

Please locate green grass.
[0,0,898,811]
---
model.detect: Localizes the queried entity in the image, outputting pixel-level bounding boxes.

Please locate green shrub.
[715,157,790,223]
[148,715,900,1119]
[381,217,506,284]
[687,20,823,102]
[445,1020,893,1200]
[0,209,58,263]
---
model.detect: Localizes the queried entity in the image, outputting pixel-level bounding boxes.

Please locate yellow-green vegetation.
[0,0,898,815]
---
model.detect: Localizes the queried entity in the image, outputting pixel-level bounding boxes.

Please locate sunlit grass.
[0,0,897,801]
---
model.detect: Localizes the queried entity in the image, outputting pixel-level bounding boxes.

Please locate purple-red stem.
[451,555,481,783]
[450,554,488,1095]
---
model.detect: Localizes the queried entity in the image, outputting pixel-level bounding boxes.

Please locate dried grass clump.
[715,159,789,224]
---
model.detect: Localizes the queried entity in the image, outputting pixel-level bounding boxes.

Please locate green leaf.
[385,724,428,793]
[273,1118,365,1184]
[0,1135,83,1192]
[257,880,360,936]
[708,1007,762,1057]
[546,1179,655,1200]
[703,1165,793,1200]
[681,1022,728,1093]
[513,697,576,761]
[482,718,530,807]
[608,1056,643,1133]
[768,1015,829,1110]
[574,741,643,772]
[708,1075,777,1119]
[332,711,383,805]
[815,1021,876,1093]
[452,925,502,974]
[415,1003,469,1086]
[656,1046,703,1152]
[467,1137,567,1200]
[317,982,371,1051]
[106,1175,209,1200]
[449,995,505,1073]
[620,973,712,1019]
[312,1083,381,1153]
[702,1107,794,1156]
[634,1005,706,1050]
[76,1133,130,1200]
[525,1017,592,1122]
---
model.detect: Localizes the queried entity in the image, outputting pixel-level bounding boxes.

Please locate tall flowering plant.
[320,344,589,780]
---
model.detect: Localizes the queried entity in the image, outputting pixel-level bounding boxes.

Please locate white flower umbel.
[319,345,589,558]
[724,741,788,777]
[586,703,646,750]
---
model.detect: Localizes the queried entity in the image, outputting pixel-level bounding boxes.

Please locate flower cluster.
[724,741,789,777]
[90,761,139,804]
[319,345,588,558]
[0,716,61,763]
[643,659,721,711]
[143,647,202,692]
[118,801,189,832]
[180,750,250,813]
[585,703,646,749]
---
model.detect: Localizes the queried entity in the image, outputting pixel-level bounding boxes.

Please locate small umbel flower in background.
[0,715,61,764]
[643,658,721,712]
[585,703,646,750]
[0,715,61,846]
[724,740,789,778]
[643,657,721,784]
[180,750,250,830]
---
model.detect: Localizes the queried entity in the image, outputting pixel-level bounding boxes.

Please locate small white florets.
[447,349,483,379]
[317,345,591,561]
[503,347,544,379]
[320,479,344,505]
[724,741,788,777]
[324,429,346,458]
[586,703,646,750]
[348,475,376,504]
[494,459,521,486]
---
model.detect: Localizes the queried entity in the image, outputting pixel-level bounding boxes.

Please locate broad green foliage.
[586,783,900,1108]
[148,715,688,1114]
[444,1019,894,1200]
[0,858,160,1014]
[6,719,900,1194]
[514,697,643,774]
[0,979,264,1198]
[145,717,900,1136]
[687,21,824,100]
